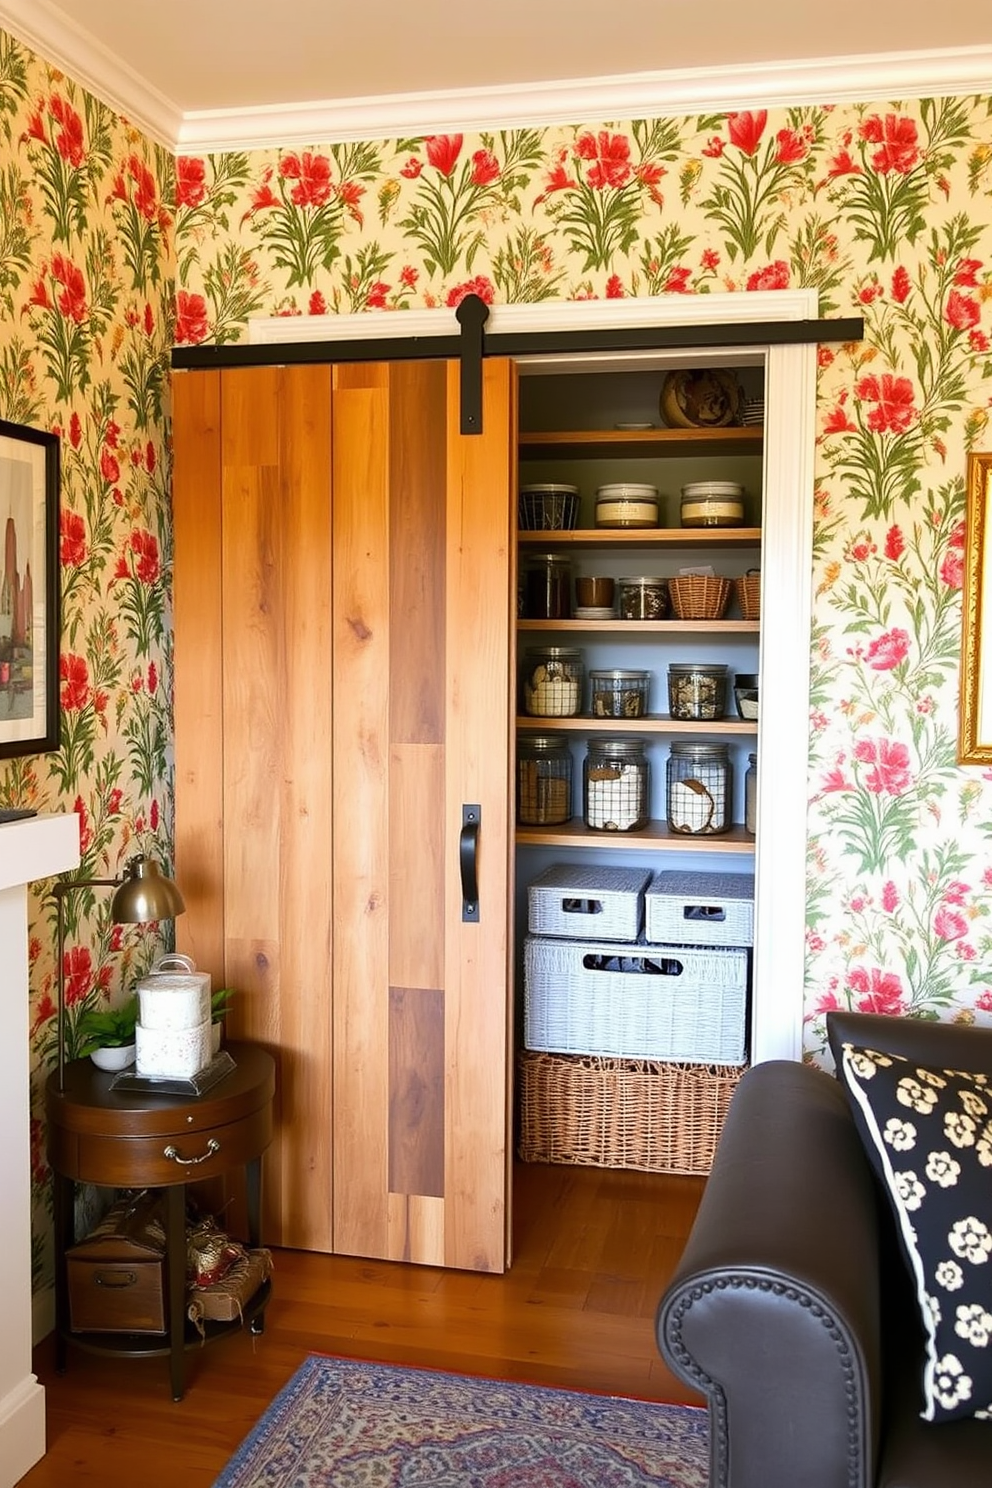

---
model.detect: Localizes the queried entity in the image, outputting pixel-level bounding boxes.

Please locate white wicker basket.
[527,863,652,942]
[645,870,754,947]
[524,934,749,1064]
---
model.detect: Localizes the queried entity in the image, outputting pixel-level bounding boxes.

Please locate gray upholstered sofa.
[656,1011,992,1488]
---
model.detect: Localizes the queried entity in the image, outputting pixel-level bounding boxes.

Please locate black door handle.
[460,804,480,922]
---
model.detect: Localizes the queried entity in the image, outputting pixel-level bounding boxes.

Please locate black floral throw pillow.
[839,1042,992,1423]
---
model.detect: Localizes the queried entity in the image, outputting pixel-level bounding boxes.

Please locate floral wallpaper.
[0,30,175,1292]
[173,100,992,1065]
[4,18,992,1298]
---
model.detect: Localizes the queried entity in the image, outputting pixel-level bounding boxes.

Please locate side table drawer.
[72,1104,273,1187]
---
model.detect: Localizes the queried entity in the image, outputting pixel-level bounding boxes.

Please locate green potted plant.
[76,996,139,1071]
[210,988,236,1052]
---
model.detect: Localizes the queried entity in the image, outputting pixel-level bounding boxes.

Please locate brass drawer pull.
[163,1138,220,1166]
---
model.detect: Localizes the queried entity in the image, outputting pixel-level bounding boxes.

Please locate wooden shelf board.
[516,822,756,852]
[517,527,760,549]
[516,713,757,735]
[519,428,763,458]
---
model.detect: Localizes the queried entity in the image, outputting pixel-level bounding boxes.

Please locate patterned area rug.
[212,1353,709,1487]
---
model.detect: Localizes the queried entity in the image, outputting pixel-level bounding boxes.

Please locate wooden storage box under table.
[45,1042,275,1401]
[67,1193,167,1334]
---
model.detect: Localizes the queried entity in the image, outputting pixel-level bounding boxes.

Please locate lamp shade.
[110,855,186,924]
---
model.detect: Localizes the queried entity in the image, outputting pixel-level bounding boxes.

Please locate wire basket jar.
[667,663,728,720]
[589,669,651,719]
[517,734,573,825]
[666,743,732,835]
[584,738,649,832]
[522,647,584,718]
[518,483,580,532]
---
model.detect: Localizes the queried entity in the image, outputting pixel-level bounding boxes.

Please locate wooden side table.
[45,1041,275,1401]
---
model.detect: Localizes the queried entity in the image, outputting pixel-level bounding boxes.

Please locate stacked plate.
[742,398,765,426]
[573,606,615,620]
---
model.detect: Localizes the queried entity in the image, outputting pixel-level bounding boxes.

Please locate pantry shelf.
[516,714,757,736]
[517,619,760,635]
[518,428,763,459]
[515,821,756,852]
[518,527,761,550]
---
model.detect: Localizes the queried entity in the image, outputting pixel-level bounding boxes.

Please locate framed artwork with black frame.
[0,418,60,759]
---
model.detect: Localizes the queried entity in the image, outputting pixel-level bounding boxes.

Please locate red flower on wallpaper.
[576,131,633,190]
[891,265,911,302]
[727,110,768,156]
[933,905,969,941]
[885,525,906,560]
[824,148,860,178]
[470,149,500,186]
[60,509,87,567]
[100,445,120,485]
[280,151,333,208]
[853,736,912,795]
[61,945,93,1008]
[117,529,161,585]
[445,275,495,308]
[400,157,423,179]
[50,253,86,323]
[945,289,981,331]
[865,627,910,670]
[823,403,858,435]
[859,113,920,175]
[855,373,917,434]
[174,290,208,344]
[954,258,982,286]
[176,156,207,208]
[60,652,90,711]
[881,880,900,912]
[533,153,578,203]
[68,410,82,448]
[425,135,463,177]
[940,547,964,590]
[49,94,84,166]
[775,127,808,165]
[746,261,790,291]
[847,966,905,1016]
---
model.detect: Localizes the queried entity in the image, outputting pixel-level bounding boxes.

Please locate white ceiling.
[2,0,991,152]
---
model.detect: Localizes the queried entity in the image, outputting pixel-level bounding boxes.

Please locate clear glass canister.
[584,737,649,832]
[667,662,728,720]
[522,647,584,717]
[589,668,651,719]
[517,734,573,825]
[618,575,670,620]
[745,752,757,836]
[666,743,732,835]
[524,553,572,618]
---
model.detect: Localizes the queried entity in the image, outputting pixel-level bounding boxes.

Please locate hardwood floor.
[19,1162,704,1488]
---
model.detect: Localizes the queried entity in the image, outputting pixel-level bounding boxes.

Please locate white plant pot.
[90,1043,136,1072]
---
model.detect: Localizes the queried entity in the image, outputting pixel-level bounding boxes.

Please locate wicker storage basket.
[528,863,651,942]
[735,570,761,620]
[518,1049,745,1175]
[668,575,731,619]
[524,934,749,1064]
[645,870,755,948]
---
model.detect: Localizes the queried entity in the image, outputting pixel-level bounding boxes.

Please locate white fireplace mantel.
[0,812,78,1488]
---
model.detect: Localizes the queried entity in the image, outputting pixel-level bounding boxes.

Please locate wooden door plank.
[331,370,392,1257]
[443,358,516,1272]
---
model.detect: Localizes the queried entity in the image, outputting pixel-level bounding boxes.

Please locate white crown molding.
[0,0,180,148]
[179,47,992,154]
[0,3,990,155]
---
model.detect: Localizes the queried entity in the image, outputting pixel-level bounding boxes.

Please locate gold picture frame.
[959,451,992,763]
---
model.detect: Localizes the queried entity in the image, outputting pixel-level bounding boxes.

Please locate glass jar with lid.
[522,647,584,717]
[618,575,669,620]
[589,668,650,719]
[594,483,659,529]
[583,737,649,832]
[680,481,745,528]
[666,743,732,835]
[517,734,573,825]
[667,662,728,720]
[523,553,572,618]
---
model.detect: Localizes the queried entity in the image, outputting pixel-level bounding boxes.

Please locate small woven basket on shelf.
[518,488,580,531]
[735,570,761,621]
[668,575,731,620]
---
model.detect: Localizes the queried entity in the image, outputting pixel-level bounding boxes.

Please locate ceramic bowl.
[90,1043,136,1072]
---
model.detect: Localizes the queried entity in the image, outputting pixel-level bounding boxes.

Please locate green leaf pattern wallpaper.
[3,22,992,1296]
[0,34,175,1290]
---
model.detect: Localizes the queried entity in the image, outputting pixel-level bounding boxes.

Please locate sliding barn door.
[331,359,515,1271]
[172,358,515,1270]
